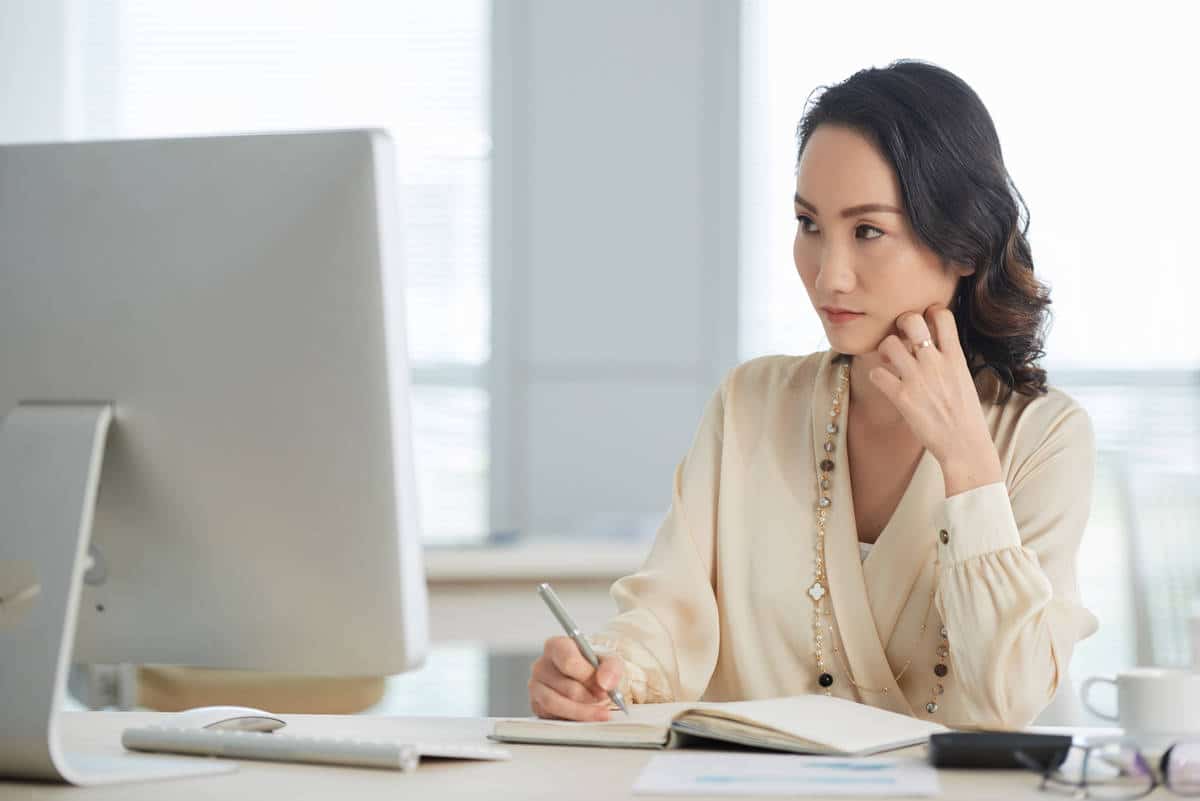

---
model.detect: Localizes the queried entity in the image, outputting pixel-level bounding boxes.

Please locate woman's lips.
[823,309,865,324]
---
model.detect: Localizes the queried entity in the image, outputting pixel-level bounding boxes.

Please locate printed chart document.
[632,753,941,797]
[492,695,944,756]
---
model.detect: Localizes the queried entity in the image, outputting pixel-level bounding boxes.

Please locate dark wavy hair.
[797,60,1050,403]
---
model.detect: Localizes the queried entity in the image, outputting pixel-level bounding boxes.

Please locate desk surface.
[2,712,1090,800]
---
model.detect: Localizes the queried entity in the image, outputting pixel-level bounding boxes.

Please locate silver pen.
[537,582,629,716]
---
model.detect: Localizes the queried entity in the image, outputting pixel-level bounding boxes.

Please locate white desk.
[1,712,1111,800]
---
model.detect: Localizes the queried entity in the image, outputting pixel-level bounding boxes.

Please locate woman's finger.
[926,305,966,366]
[877,334,921,382]
[530,680,611,722]
[531,658,609,704]
[896,311,937,357]
[594,654,624,693]
[868,364,905,405]
[546,636,598,683]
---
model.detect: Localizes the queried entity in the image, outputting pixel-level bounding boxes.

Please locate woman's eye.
[795,215,881,239]
[796,214,819,234]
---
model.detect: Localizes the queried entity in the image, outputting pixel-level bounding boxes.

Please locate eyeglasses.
[1017,739,1200,799]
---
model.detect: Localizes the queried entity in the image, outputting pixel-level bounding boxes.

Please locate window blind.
[73,0,491,542]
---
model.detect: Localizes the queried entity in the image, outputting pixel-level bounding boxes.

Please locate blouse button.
[938,529,950,545]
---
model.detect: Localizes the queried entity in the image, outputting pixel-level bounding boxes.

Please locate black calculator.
[928,732,1074,770]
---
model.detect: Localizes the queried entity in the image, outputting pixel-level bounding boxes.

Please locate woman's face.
[794,124,971,356]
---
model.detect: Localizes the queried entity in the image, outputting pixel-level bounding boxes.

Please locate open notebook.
[491,695,946,756]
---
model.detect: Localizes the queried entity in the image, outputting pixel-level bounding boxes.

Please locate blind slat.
[78,0,491,542]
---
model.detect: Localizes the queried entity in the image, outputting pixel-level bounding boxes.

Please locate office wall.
[490,0,741,537]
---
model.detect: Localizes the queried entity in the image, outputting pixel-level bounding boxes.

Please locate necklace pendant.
[808,581,826,602]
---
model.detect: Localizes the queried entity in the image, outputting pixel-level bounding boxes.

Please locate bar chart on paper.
[632,753,940,797]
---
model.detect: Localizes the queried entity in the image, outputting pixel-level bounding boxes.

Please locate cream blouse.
[592,349,1099,730]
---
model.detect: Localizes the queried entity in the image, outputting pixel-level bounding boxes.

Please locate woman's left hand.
[867,304,1004,497]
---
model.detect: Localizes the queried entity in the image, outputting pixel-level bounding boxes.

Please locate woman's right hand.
[528,636,625,721]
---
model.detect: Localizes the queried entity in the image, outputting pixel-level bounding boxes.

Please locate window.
[72,0,491,543]
[742,0,1200,684]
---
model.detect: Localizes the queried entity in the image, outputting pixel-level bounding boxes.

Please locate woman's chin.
[824,329,881,356]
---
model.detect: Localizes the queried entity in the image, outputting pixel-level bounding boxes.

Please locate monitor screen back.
[0,130,428,675]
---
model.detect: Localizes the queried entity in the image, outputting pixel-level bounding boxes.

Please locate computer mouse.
[173,705,287,733]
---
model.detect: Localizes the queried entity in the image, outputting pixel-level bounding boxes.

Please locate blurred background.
[4,0,1196,718]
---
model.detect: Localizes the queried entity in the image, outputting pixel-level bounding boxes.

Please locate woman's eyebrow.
[794,193,904,218]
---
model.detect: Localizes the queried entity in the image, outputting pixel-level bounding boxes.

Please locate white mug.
[1192,614,1200,670]
[1081,668,1200,738]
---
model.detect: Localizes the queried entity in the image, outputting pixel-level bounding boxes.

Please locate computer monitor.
[0,130,428,784]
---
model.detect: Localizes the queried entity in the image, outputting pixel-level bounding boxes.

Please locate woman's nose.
[814,247,856,294]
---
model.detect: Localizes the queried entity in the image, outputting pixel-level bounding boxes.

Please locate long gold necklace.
[808,354,949,715]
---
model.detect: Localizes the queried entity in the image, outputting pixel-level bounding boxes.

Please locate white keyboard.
[122,726,512,772]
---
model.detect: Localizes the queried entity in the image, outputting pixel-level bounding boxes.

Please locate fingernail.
[598,676,613,691]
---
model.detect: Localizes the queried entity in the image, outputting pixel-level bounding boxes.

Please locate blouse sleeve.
[588,382,726,705]
[934,402,1100,729]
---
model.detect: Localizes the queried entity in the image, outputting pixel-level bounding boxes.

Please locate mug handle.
[1080,676,1119,721]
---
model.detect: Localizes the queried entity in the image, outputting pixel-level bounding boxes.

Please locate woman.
[527,60,1098,730]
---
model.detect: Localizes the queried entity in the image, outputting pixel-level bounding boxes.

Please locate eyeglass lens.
[1165,742,1200,796]
[1043,743,1154,800]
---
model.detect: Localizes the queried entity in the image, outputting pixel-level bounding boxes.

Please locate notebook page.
[492,701,698,744]
[684,696,945,754]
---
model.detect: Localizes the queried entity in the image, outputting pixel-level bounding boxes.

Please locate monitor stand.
[0,404,234,785]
